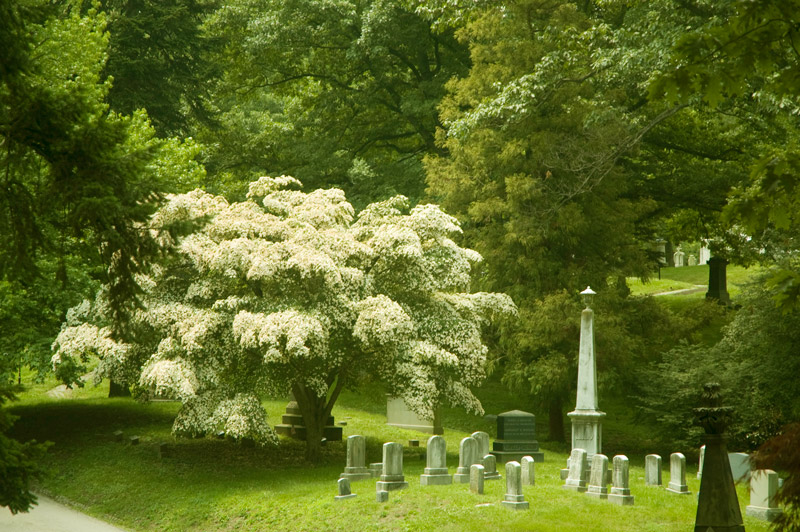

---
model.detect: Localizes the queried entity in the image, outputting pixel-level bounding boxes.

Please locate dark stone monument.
[706,256,731,304]
[274,399,342,441]
[694,383,744,532]
[490,410,544,463]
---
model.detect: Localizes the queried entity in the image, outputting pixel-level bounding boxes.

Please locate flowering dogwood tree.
[52,176,515,461]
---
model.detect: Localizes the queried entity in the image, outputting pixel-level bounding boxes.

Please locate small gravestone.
[501,461,528,510]
[369,463,382,478]
[483,454,501,480]
[113,430,123,442]
[564,448,588,492]
[645,454,662,486]
[376,442,409,492]
[746,469,783,522]
[420,435,452,486]
[454,437,479,483]
[698,445,705,479]
[586,454,609,499]
[470,464,485,494]
[666,452,691,495]
[129,436,140,445]
[471,431,490,461]
[673,249,685,267]
[608,455,634,506]
[521,456,535,486]
[158,442,169,459]
[215,431,226,440]
[376,490,389,503]
[341,435,371,481]
[409,439,419,447]
[334,478,356,500]
[491,410,544,463]
[688,254,698,266]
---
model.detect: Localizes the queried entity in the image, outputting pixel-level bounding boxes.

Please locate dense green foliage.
[201,0,470,204]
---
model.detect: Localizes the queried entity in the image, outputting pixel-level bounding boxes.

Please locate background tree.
[0,0,204,510]
[201,0,470,204]
[98,0,221,137]
[53,176,515,462]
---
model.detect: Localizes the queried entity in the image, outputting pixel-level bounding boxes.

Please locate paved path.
[0,495,128,532]
[652,285,706,297]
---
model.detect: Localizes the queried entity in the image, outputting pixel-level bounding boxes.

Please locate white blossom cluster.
[53,175,515,443]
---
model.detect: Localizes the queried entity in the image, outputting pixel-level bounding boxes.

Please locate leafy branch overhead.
[53,176,515,461]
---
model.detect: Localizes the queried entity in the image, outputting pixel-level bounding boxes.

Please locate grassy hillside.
[7,379,770,532]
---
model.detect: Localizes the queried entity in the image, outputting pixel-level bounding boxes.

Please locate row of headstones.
[563,449,634,505]
[642,451,783,522]
[336,433,536,506]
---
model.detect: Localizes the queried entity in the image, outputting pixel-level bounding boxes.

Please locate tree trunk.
[108,380,131,397]
[548,397,565,442]
[292,377,345,463]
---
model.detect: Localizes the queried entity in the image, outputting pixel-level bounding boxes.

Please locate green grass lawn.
[628,264,763,298]
[8,381,772,532]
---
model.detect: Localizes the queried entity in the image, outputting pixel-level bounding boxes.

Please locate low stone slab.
[334,478,356,500]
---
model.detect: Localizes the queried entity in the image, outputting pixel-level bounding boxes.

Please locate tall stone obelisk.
[568,287,605,461]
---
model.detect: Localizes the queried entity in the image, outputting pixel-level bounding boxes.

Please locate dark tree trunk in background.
[548,397,566,442]
[108,380,131,397]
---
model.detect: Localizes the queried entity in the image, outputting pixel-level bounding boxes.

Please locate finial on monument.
[581,286,596,309]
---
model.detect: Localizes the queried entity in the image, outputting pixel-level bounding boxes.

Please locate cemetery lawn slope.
[8,386,772,532]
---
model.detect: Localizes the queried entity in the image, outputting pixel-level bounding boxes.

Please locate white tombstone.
[340,435,371,481]
[334,477,356,500]
[698,447,751,484]
[728,452,752,484]
[564,448,588,492]
[645,454,662,486]
[688,254,698,266]
[698,445,705,479]
[470,464,485,494]
[386,396,441,433]
[376,442,409,491]
[666,452,691,495]
[746,469,783,522]
[608,455,634,505]
[453,437,480,483]
[420,435,452,486]
[521,456,535,486]
[586,454,609,499]
[699,246,711,265]
[471,431,490,461]
[673,249,685,267]
[501,461,529,510]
